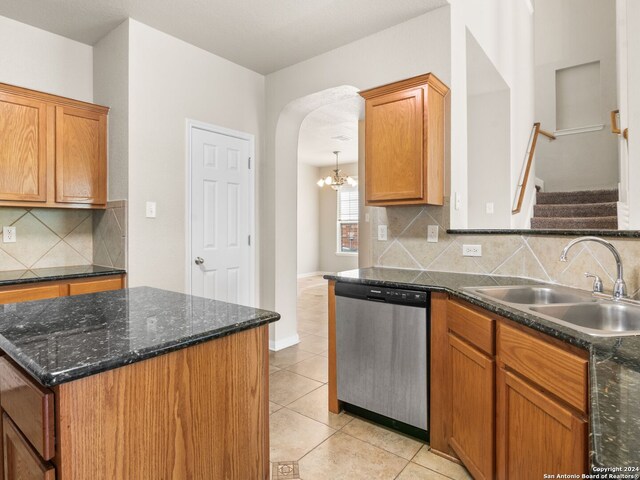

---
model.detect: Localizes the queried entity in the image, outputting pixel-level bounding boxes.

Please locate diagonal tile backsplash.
[92,200,127,269]
[370,203,640,297]
[0,201,127,272]
[0,208,94,271]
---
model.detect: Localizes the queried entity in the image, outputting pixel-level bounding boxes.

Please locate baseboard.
[297,271,330,279]
[269,333,300,351]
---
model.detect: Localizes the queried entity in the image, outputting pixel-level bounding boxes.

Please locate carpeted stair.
[531,189,618,229]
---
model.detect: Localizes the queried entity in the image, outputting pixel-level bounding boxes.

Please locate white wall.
[467,91,511,228]
[534,0,618,192]
[318,162,359,273]
[448,0,535,228]
[93,20,130,201]
[0,15,93,101]
[263,7,452,349]
[297,163,320,275]
[127,20,265,294]
[625,0,640,228]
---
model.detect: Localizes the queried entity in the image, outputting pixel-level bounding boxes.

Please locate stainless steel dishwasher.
[335,282,429,438]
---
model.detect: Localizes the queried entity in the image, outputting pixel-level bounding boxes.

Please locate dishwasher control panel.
[335,282,428,307]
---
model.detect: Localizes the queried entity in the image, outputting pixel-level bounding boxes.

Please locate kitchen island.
[0,286,279,480]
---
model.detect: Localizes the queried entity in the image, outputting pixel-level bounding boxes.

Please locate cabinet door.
[0,93,47,202]
[365,88,424,203]
[449,334,495,480]
[68,276,123,296]
[497,368,587,480]
[3,415,54,480]
[0,286,61,305]
[55,106,106,205]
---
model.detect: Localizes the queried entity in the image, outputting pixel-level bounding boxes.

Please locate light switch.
[146,201,157,218]
[486,202,494,214]
[2,226,16,243]
[427,225,439,243]
[462,244,482,257]
[378,225,388,241]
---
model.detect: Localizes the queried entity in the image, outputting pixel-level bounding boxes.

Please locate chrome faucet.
[560,236,627,299]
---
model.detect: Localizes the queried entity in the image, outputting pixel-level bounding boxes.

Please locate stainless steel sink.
[530,303,640,336]
[467,285,596,305]
[464,284,640,337]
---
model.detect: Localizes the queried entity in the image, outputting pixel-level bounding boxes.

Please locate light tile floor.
[269,275,472,480]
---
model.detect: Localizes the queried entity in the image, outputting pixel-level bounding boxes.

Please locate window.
[337,183,358,254]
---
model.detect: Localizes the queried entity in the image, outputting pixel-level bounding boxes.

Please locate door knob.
[194,257,204,265]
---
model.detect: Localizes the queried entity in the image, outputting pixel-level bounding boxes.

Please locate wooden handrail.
[538,128,556,140]
[512,122,555,215]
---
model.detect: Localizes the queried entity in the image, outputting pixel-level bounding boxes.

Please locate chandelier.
[316,151,357,190]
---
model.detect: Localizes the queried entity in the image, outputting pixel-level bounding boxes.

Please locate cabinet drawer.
[0,286,60,305]
[0,359,55,460]
[448,300,495,355]
[497,323,588,414]
[3,415,55,480]
[68,276,122,296]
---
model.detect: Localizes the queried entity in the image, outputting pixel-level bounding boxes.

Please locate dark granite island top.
[0,286,280,387]
[0,265,126,287]
[325,267,640,475]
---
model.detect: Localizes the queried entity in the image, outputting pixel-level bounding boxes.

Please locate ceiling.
[0,0,448,74]
[298,96,363,167]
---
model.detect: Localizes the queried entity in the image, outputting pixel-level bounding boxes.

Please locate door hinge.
[248,157,251,169]
[248,235,251,246]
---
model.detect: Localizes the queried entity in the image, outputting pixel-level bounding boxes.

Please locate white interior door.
[190,126,253,304]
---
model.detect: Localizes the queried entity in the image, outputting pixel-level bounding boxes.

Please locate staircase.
[531,189,619,229]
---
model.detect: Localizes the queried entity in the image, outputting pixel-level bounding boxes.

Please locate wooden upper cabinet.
[360,73,449,206]
[0,92,48,202]
[0,83,108,209]
[55,106,106,205]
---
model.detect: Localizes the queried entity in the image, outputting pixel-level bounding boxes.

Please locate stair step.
[530,216,618,230]
[533,202,617,218]
[536,189,619,205]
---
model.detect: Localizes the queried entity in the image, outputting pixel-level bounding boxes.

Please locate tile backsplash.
[0,201,127,272]
[93,200,127,269]
[370,204,640,297]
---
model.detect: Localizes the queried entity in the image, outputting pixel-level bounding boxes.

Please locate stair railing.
[512,122,556,214]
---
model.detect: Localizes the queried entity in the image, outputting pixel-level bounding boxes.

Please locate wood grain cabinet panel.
[0,93,48,202]
[448,334,495,480]
[55,106,106,205]
[360,73,449,206]
[3,415,55,480]
[0,359,55,461]
[68,277,123,296]
[496,368,587,479]
[0,286,61,306]
[0,82,108,209]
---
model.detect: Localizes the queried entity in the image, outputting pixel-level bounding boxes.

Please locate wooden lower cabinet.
[430,294,589,479]
[448,333,495,479]
[3,415,54,480]
[496,367,588,479]
[0,325,269,480]
[0,275,125,305]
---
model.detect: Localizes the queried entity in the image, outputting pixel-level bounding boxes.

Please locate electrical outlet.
[455,192,462,211]
[427,225,439,243]
[145,201,157,218]
[2,226,16,243]
[378,225,388,241]
[486,202,494,214]
[462,244,482,257]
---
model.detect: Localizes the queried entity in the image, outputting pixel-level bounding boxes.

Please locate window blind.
[337,185,358,222]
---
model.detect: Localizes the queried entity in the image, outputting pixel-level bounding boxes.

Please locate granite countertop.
[325,267,640,475]
[0,265,126,287]
[0,287,279,387]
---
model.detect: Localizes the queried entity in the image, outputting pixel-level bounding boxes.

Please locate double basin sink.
[465,285,640,337]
